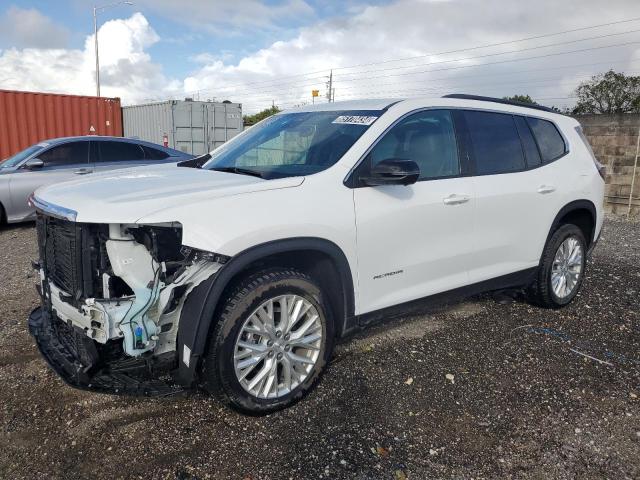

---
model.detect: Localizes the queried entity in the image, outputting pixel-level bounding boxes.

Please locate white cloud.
[0,6,70,49]
[181,0,640,113]
[0,1,639,113]
[0,12,178,104]
[135,0,314,33]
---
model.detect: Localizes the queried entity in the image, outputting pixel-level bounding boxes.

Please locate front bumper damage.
[29,214,226,396]
[28,306,182,396]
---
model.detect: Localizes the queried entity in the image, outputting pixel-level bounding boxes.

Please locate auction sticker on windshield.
[332,115,378,125]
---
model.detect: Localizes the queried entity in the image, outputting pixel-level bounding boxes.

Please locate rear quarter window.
[142,145,170,160]
[526,117,566,162]
[514,116,541,168]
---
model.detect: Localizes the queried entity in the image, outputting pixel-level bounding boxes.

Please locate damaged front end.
[29,213,225,395]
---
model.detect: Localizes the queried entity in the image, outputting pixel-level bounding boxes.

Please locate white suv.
[29,95,605,413]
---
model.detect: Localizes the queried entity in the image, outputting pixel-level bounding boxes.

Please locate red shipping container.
[0,89,123,160]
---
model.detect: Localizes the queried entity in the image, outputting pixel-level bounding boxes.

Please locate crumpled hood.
[34,163,304,224]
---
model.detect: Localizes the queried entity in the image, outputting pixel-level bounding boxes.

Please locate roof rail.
[442,94,557,113]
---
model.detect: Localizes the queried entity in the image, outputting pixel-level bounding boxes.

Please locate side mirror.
[361,158,420,186]
[24,158,44,170]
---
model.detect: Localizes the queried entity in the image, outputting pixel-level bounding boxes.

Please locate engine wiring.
[119,256,163,349]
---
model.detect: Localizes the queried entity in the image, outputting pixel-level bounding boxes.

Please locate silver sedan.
[0,136,193,224]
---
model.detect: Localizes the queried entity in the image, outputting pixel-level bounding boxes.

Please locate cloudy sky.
[0,0,638,113]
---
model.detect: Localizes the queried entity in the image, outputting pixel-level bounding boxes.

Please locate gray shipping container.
[122,100,242,155]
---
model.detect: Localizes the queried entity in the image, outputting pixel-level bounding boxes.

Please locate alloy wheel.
[551,236,583,299]
[233,295,323,399]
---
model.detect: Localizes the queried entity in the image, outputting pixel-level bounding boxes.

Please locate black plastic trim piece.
[450,109,475,176]
[546,199,597,247]
[178,153,211,169]
[587,223,602,257]
[175,237,356,387]
[352,267,538,331]
[442,94,558,113]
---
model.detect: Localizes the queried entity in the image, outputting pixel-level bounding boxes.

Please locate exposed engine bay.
[35,215,225,359]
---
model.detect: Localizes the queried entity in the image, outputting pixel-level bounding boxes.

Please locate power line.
[242,61,640,112]
[331,40,640,83]
[334,29,640,78]
[333,57,640,92]
[219,64,633,112]
[185,16,640,96]
[195,33,640,100]
[329,16,640,71]
[211,40,640,102]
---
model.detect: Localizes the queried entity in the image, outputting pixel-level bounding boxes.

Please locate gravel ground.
[0,217,638,479]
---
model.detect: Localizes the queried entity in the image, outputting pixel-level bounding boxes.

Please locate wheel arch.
[546,200,597,251]
[175,237,356,387]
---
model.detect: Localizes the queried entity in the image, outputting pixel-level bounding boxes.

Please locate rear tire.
[529,224,587,308]
[202,268,334,414]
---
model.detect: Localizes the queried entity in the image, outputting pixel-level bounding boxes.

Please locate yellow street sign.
[311,89,319,97]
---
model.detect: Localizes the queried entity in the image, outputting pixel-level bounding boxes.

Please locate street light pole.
[93,6,100,97]
[93,1,133,97]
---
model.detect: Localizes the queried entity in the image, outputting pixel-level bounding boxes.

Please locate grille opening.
[37,215,109,302]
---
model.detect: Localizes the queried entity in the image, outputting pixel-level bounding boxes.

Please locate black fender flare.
[544,199,597,251]
[174,237,355,386]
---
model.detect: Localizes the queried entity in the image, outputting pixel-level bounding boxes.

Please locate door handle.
[443,194,470,205]
[537,185,556,194]
[74,168,93,175]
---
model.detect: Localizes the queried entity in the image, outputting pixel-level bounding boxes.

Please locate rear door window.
[526,117,566,162]
[464,111,525,175]
[514,116,542,168]
[97,141,145,163]
[142,145,170,160]
[38,142,89,167]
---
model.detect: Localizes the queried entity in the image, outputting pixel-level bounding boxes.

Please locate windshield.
[204,110,383,179]
[0,144,45,169]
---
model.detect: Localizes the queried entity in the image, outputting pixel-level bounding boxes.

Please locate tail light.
[575,126,605,180]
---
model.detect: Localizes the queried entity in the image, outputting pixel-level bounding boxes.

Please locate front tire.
[202,268,334,414]
[529,224,587,308]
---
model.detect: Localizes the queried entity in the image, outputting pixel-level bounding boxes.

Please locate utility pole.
[326,70,333,103]
[93,1,134,97]
[93,6,100,97]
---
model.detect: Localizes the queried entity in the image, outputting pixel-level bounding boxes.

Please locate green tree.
[573,70,640,114]
[503,94,538,105]
[243,106,281,126]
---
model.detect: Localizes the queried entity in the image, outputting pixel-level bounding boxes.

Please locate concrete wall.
[573,114,640,217]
